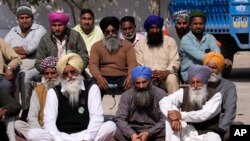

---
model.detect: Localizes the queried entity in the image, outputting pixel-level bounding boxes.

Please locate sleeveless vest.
[181,87,220,135]
[53,80,92,134]
[35,84,47,126]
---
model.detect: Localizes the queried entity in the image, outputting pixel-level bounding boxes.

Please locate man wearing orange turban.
[203,52,225,74]
[203,52,237,141]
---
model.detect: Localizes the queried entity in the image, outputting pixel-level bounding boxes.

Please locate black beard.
[177,28,190,38]
[133,84,154,110]
[147,31,163,47]
[191,29,204,36]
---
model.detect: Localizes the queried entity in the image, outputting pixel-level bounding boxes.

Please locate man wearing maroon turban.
[15,56,60,140]
[35,11,89,76]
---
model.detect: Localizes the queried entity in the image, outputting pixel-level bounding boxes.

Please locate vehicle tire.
[222,63,233,78]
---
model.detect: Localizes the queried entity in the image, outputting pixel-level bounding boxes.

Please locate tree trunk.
[150,0,160,15]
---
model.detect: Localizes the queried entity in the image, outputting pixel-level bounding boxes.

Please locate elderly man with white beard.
[15,56,60,139]
[27,53,116,141]
[89,16,137,96]
[203,52,237,141]
[114,66,166,141]
[159,64,222,141]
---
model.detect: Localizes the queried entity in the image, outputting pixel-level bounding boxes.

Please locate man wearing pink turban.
[35,11,89,76]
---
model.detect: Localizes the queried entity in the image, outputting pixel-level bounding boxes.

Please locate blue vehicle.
[169,0,250,77]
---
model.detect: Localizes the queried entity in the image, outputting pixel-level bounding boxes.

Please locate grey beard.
[133,85,153,109]
[122,31,136,40]
[208,73,221,83]
[188,85,208,110]
[46,80,60,90]
[103,36,121,53]
[61,75,84,106]
[42,77,61,90]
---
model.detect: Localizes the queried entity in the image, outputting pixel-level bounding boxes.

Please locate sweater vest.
[181,87,220,135]
[35,84,47,126]
[53,80,92,134]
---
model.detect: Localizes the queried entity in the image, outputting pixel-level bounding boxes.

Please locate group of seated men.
[0,4,237,141]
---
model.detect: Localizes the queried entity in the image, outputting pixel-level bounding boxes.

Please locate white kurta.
[15,89,42,138]
[159,88,222,141]
[27,81,116,141]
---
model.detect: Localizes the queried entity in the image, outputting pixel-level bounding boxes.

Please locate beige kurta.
[134,35,180,73]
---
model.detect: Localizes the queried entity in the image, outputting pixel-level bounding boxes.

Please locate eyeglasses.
[62,69,78,77]
[104,29,117,35]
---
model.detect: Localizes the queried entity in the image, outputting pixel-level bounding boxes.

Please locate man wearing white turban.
[27,53,116,141]
[159,64,223,141]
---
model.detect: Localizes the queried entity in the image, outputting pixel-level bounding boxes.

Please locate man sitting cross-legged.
[27,53,116,141]
[114,66,166,141]
[160,64,222,141]
[15,56,60,139]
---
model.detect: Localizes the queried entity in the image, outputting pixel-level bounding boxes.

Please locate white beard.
[41,77,61,90]
[208,73,221,82]
[122,31,136,40]
[61,75,84,106]
[188,85,208,110]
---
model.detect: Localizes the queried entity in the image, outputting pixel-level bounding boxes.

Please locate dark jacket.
[35,28,89,72]
[0,91,21,117]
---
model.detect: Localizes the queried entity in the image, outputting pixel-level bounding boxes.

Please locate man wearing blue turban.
[159,64,223,141]
[115,66,167,141]
[135,15,180,94]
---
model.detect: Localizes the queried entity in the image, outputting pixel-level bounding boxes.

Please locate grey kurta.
[115,85,166,140]
[213,78,237,132]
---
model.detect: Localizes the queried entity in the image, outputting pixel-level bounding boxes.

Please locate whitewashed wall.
[0,0,168,38]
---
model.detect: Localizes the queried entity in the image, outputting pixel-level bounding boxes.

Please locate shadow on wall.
[0,29,9,38]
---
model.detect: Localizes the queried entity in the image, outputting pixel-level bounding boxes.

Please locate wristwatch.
[6,66,12,70]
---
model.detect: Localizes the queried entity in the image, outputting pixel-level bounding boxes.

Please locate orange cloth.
[203,52,225,71]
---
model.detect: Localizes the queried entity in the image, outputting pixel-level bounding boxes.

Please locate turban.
[16,5,33,18]
[203,52,225,71]
[56,53,83,75]
[40,56,59,73]
[99,16,120,32]
[188,64,212,84]
[173,10,190,22]
[48,11,70,25]
[144,15,164,31]
[131,66,152,81]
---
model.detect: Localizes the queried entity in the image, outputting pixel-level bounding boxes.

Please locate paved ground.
[103,51,250,125]
[229,52,250,124]
[16,51,250,141]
